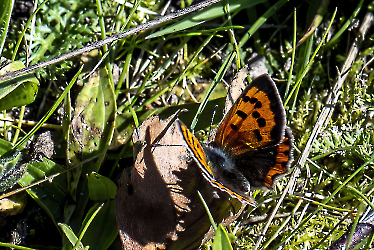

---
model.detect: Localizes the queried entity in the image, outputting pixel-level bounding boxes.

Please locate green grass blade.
[147,0,266,39]
[0,0,14,56]
[59,223,85,250]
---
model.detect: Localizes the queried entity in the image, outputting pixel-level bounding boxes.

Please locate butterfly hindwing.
[264,127,293,187]
[215,74,286,155]
[233,127,294,188]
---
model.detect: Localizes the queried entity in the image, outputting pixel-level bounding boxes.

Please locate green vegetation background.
[1,0,374,249]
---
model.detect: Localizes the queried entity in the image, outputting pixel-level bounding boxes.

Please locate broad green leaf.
[0,61,40,111]
[0,139,12,156]
[147,0,266,39]
[0,151,25,192]
[87,173,117,201]
[66,67,116,231]
[19,158,68,224]
[59,223,85,250]
[0,0,14,55]
[12,66,82,152]
[81,201,117,250]
[212,224,233,250]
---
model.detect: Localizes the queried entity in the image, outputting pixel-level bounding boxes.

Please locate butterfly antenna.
[207,105,218,139]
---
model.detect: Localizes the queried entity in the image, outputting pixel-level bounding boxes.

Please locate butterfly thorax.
[203,146,235,173]
[203,146,251,195]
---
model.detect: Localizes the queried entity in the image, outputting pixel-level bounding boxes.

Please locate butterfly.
[177,69,293,206]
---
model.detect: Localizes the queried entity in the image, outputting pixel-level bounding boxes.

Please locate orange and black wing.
[177,121,256,206]
[178,120,213,179]
[234,127,293,189]
[214,74,286,155]
[264,127,293,188]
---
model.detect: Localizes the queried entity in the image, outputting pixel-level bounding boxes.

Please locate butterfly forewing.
[215,74,286,154]
[178,121,214,179]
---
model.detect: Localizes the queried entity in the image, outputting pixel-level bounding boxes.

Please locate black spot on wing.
[254,101,262,109]
[242,96,251,102]
[254,129,262,141]
[236,110,248,120]
[249,97,257,104]
[252,111,260,118]
[248,74,286,144]
[230,124,238,130]
[257,118,266,127]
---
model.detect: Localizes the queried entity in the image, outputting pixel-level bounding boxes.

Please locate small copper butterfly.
[178,69,293,206]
